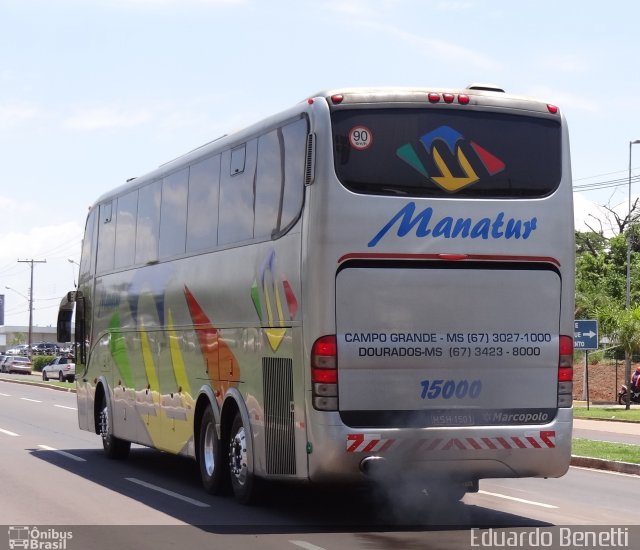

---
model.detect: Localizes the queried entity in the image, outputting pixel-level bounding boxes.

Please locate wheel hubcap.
[203,423,216,476]
[99,405,109,439]
[229,426,247,485]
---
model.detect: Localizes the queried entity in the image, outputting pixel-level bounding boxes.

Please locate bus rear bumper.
[307,408,573,484]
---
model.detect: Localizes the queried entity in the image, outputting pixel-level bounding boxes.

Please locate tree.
[9,333,26,346]
[576,198,640,409]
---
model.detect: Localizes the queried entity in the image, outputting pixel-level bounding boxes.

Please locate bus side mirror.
[57,291,80,343]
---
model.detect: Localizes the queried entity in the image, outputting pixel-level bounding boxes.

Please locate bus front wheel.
[198,405,229,495]
[99,393,130,460]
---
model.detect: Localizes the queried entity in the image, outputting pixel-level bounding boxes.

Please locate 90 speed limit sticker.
[349,126,373,150]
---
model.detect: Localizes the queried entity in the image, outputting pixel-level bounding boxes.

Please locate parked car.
[31,342,60,355]
[3,356,33,375]
[42,355,75,382]
[0,355,10,372]
[6,345,30,356]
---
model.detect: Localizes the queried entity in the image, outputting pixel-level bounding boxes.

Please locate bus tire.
[198,405,230,495]
[228,410,260,505]
[99,392,131,460]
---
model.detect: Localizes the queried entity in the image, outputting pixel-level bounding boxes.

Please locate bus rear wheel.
[198,405,229,495]
[228,411,260,505]
[99,393,131,460]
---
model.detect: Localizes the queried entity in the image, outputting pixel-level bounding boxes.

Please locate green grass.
[572,438,640,464]
[574,406,640,422]
[40,380,75,389]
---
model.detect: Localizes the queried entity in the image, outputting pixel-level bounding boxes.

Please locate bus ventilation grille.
[263,357,296,475]
[304,133,315,185]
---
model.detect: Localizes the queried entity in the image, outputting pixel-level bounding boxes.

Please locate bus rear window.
[331,108,562,198]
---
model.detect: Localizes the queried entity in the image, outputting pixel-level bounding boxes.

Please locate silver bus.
[58,85,574,504]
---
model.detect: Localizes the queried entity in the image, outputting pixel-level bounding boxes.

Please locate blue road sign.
[574,319,598,350]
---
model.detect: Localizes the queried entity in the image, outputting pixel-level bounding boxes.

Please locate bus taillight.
[311,335,338,411]
[428,92,440,103]
[558,335,573,407]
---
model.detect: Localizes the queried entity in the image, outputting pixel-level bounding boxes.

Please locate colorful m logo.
[397,126,505,193]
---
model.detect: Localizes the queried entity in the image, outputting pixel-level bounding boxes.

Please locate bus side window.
[231,144,246,175]
[218,139,257,245]
[279,118,307,233]
[159,168,189,259]
[186,155,221,253]
[255,129,282,238]
[79,208,98,282]
[114,190,138,268]
[136,180,161,264]
[96,201,115,273]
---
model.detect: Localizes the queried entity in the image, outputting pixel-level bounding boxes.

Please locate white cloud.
[98,0,244,7]
[536,53,589,75]
[0,196,19,210]
[0,223,82,262]
[435,1,475,13]
[0,102,39,129]
[526,86,599,113]
[65,106,152,130]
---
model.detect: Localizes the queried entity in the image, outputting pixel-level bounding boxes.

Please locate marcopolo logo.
[8,527,73,550]
[396,125,506,193]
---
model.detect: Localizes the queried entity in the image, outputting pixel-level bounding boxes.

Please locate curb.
[571,455,640,475]
[0,375,76,393]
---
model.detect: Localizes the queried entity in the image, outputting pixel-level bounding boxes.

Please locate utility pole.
[17,259,46,357]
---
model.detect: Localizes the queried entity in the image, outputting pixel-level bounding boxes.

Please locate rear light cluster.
[311,335,338,411]
[428,92,470,104]
[329,93,470,105]
[557,335,573,407]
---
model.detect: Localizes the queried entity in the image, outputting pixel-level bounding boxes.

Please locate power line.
[573,174,640,192]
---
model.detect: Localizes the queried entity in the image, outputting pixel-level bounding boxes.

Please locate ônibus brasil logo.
[8,526,73,549]
[396,125,505,193]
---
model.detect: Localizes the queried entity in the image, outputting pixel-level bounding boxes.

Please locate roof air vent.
[466,83,505,93]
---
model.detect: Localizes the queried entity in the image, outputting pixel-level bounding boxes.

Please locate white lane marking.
[54,405,77,410]
[570,465,640,478]
[0,428,19,437]
[478,490,558,509]
[290,541,328,550]
[37,445,86,462]
[0,392,11,397]
[126,477,210,508]
[20,398,42,403]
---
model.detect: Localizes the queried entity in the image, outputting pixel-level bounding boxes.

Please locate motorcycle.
[617,384,640,405]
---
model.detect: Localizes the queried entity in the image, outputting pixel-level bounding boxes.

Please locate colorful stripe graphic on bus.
[396,125,505,192]
[251,249,299,352]
[184,285,240,392]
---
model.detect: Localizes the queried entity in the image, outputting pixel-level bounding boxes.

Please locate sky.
[1,0,639,328]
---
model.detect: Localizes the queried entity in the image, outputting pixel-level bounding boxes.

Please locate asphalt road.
[1,377,638,550]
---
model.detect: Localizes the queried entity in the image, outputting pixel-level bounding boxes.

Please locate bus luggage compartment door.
[335,262,561,427]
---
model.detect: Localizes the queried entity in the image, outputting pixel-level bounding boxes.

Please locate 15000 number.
[420,379,482,400]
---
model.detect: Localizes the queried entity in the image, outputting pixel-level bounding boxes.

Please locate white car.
[42,356,75,382]
[6,345,30,356]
